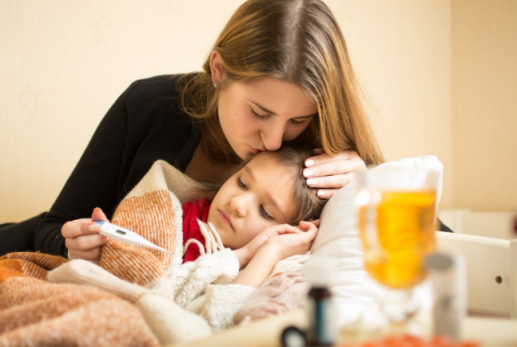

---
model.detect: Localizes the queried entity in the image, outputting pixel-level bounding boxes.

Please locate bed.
[0,156,443,346]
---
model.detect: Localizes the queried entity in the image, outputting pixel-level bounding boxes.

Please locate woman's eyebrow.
[250,101,275,115]
[249,101,316,119]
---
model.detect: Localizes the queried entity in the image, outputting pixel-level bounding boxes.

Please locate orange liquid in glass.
[359,190,437,289]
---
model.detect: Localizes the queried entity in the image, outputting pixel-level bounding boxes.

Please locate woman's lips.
[250,147,264,155]
[218,209,234,230]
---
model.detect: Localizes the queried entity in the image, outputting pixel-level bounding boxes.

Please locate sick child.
[64,144,326,330]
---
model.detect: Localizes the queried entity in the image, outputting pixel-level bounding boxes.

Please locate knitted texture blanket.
[0,160,217,347]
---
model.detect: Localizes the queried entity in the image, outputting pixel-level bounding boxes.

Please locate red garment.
[181,198,212,263]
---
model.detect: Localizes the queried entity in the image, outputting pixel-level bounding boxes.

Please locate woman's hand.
[303,148,367,199]
[61,208,109,263]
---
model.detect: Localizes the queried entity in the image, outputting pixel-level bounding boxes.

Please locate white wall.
[1,0,514,224]
[452,0,517,212]
[0,0,243,222]
[335,0,453,209]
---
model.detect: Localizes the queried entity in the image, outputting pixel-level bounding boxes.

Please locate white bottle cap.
[425,251,454,271]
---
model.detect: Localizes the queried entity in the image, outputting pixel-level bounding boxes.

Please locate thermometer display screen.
[116,230,127,235]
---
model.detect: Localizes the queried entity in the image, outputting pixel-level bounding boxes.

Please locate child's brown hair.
[249,144,326,224]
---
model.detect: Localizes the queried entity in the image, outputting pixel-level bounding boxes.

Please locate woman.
[0,0,384,257]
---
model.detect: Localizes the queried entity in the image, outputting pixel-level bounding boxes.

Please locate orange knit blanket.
[0,252,161,347]
[0,160,216,347]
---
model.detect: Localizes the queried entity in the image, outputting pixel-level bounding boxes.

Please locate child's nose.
[231,194,251,217]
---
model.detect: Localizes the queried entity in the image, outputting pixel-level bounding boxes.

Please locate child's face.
[208,153,296,249]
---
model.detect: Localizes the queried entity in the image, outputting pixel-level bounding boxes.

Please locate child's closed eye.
[260,205,274,221]
[237,177,248,189]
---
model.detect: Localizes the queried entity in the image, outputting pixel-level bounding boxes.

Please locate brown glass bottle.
[306,286,334,346]
[304,257,335,347]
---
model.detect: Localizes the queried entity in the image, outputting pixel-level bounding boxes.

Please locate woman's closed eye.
[251,107,310,127]
[289,118,308,126]
[250,108,270,121]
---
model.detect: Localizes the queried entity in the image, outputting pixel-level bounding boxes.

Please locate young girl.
[1,0,383,257]
[70,145,325,330]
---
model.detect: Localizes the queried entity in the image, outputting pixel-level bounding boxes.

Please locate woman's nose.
[261,124,285,151]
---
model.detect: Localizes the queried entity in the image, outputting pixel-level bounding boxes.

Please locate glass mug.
[356,164,440,323]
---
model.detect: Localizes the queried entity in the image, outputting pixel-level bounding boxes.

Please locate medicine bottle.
[303,256,335,347]
[425,251,466,341]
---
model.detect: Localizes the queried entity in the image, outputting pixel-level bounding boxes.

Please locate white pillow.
[310,156,443,326]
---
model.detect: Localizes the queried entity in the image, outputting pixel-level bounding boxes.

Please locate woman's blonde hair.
[179,0,384,165]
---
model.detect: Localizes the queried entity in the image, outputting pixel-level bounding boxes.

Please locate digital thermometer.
[95,221,170,254]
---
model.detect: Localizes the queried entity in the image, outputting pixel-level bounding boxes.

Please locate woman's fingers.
[65,228,108,261]
[61,208,110,239]
[66,233,108,252]
[305,172,355,200]
[61,208,110,262]
[303,149,366,199]
[91,207,108,223]
[304,154,366,179]
[310,188,338,200]
[61,219,96,238]
[307,148,356,163]
[305,172,355,189]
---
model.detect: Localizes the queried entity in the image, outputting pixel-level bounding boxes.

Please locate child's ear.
[209,50,225,85]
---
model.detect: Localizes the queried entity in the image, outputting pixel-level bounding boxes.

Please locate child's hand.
[233,221,319,288]
[258,221,319,262]
[234,223,309,268]
[61,208,109,263]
